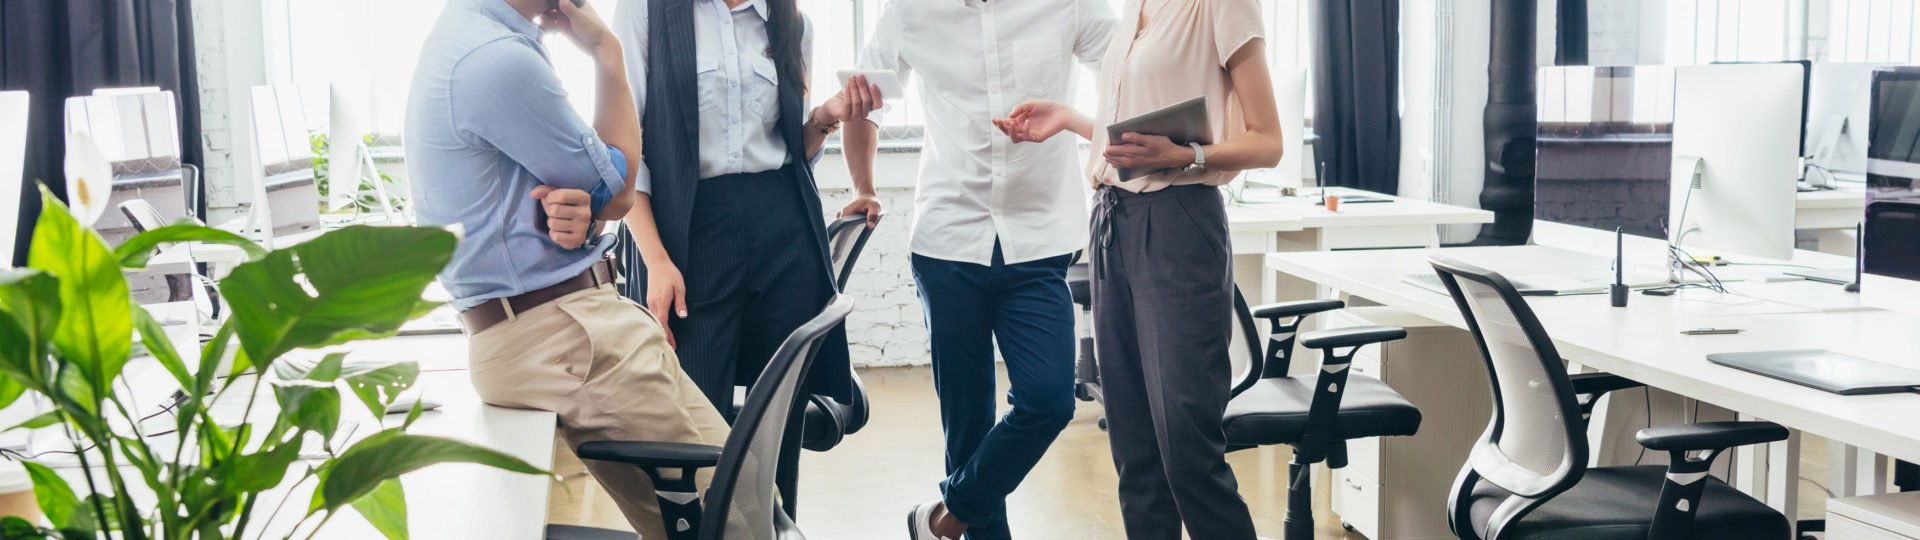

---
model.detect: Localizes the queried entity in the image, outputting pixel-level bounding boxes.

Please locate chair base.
[1283,457,1317,540]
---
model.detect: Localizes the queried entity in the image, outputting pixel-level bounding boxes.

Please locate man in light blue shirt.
[405,0,730,537]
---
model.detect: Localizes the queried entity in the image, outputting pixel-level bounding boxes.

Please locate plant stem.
[256,470,315,538]
[299,510,336,540]
[61,416,112,540]
[232,490,260,539]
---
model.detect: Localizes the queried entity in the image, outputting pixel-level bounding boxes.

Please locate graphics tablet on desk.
[1707,349,1920,395]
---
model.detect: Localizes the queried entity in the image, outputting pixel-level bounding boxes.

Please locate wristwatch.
[1181,142,1207,176]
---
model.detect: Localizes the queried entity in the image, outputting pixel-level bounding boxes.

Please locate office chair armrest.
[1639,421,1790,538]
[576,441,723,469]
[1568,372,1644,398]
[1300,326,1408,352]
[1636,421,1788,452]
[1252,299,1347,321]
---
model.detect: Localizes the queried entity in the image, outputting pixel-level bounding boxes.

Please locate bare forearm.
[1195,129,1284,172]
[803,106,837,158]
[592,43,640,217]
[622,194,672,266]
[844,119,879,196]
[1063,109,1096,141]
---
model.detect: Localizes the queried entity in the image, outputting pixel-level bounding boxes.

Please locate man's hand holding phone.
[531,185,596,250]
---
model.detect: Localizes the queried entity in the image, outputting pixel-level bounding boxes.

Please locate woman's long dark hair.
[764,0,808,95]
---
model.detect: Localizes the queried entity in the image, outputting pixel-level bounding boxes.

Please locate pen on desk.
[1680,328,1744,335]
[1317,161,1327,201]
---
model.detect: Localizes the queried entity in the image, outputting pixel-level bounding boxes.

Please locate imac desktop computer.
[1863,67,1920,314]
[1807,63,1896,187]
[1667,62,1805,267]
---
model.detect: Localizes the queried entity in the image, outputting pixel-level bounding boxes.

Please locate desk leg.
[1766,431,1802,519]
[1736,413,1768,500]
[1831,441,1861,497]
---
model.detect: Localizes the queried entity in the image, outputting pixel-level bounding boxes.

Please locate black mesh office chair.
[120,199,222,319]
[1220,291,1422,540]
[1429,256,1791,539]
[550,295,854,540]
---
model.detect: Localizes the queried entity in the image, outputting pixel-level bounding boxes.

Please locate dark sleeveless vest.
[619,0,833,300]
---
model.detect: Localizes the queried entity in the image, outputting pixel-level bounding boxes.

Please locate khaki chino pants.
[468,284,730,539]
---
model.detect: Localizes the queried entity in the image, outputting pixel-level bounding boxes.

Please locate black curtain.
[1556,0,1589,66]
[1309,0,1399,194]
[0,0,203,266]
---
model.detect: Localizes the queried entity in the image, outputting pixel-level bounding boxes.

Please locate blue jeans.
[912,244,1077,540]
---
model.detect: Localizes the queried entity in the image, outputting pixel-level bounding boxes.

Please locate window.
[270,0,1311,139]
[1661,0,1920,65]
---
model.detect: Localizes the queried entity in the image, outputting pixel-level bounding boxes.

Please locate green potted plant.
[0,186,548,539]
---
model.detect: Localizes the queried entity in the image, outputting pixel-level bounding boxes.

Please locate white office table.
[1265,245,1920,517]
[1226,187,1495,308]
[1798,187,1866,254]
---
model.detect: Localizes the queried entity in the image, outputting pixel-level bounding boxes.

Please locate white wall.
[193,0,270,224]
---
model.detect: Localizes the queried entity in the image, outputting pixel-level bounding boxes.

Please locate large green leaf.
[0,269,59,385]
[272,352,347,383]
[273,383,342,445]
[28,187,132,400]
[348,478,408,540]
[220,226,454,365]
[344,362,419,419]
[21,461,81,530]
[224,438,302,495]
[113,223,265,270]
[131,306,192,390]
[2,411,62,432]
[317,432,549,511]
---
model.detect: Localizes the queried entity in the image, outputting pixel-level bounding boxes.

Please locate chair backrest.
[120,199,167,233]
[825,213,878,290]
[1228,287,1263,397]
[1429,257,1588,518]
[702,295,855,540]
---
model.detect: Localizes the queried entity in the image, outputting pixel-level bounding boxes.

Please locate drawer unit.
[1320,307,1490,540]
[1829,492,1920,540]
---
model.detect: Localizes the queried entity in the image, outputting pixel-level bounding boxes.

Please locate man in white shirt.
[836,0,1114,537]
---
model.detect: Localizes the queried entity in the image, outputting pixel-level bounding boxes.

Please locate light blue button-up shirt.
[405,0,631,310]
[613,0,812,180]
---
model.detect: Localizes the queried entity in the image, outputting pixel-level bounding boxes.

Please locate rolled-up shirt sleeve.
[450,38,635,196]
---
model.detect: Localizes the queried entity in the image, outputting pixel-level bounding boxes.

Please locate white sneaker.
[906,501,958,540]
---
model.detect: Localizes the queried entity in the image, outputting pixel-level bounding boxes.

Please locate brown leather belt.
[458,258,619,335]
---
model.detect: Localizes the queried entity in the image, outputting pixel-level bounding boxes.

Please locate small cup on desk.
[0,462,40,525]
[1324,195,1342,212]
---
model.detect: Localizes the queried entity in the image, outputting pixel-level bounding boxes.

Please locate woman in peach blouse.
[994,0,1282,536]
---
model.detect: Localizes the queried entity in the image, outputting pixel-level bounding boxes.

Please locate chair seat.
[545,524,637,540]
[1468,465,1790,539]
[1222,377,1421,446]
[1067,263,1091,307]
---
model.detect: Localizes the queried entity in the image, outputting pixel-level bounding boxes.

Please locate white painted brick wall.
[192,0,240,215]
[819,187,932,367]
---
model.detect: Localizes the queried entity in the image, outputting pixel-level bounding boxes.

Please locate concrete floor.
[546,365,1839,539]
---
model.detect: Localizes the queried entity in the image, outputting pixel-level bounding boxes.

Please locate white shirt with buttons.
[614,0,812,181]
[859,0,1117,266]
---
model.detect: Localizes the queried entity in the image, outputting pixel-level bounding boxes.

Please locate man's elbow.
[599,189,636,220]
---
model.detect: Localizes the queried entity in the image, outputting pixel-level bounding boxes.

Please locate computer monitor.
[1534,65,1676,241]
[1863,67,1920,314]
[1807,62,1895,184]
[1667,63,1804,262]
[1,92,27,269]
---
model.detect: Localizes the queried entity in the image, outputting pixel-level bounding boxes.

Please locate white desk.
[1798,187,1866,254]
[1226,187,1495,308]
[1265,245,1920,520]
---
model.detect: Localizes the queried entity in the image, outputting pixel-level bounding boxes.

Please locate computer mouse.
[385,397,444,415]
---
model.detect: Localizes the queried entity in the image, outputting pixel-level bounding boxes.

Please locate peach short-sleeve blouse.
[1090,0,1265,192]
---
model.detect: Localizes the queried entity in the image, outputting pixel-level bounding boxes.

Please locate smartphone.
[836,70,906,101]
[548,0,585,9]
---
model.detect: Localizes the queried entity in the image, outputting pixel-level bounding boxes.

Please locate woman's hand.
[822,75,884,125]
[995,100,1073,143]
[1104,133,1197,172]
[645,261,689,349]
